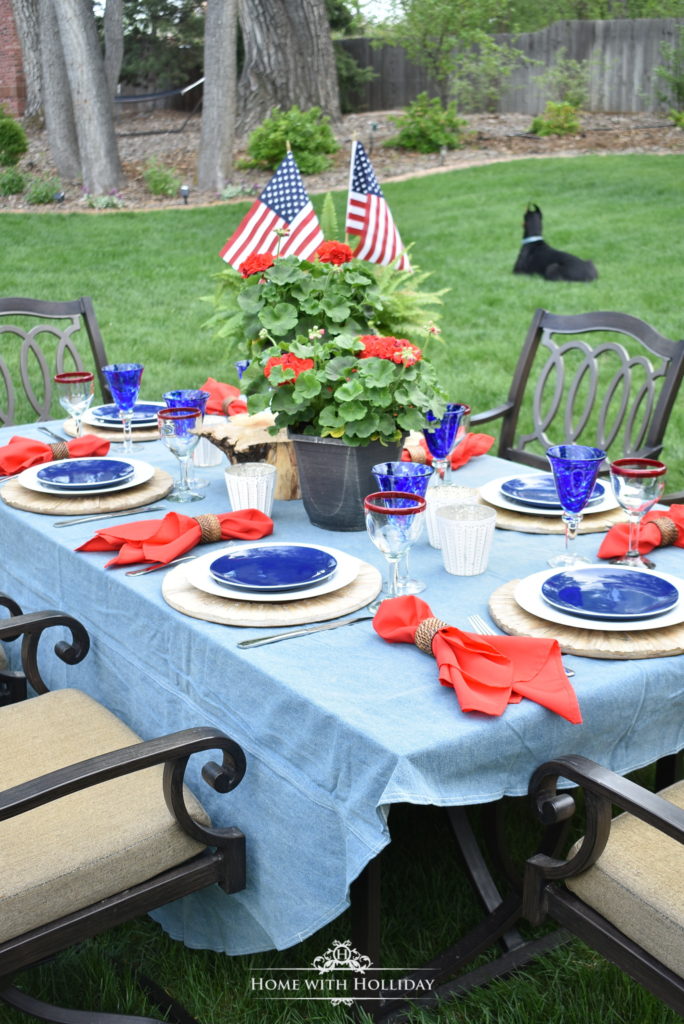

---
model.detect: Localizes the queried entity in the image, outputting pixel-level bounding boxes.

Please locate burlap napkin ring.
[415,616,449,654]
[651,517,679,547]
[49,441,71,461]
[194,514,223,544]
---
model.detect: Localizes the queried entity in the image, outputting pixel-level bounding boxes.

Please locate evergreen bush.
[0,116,28,167]
[239,106,339,174]
[384,93,467,154]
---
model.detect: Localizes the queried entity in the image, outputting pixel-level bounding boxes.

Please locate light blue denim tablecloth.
[1,421,683,953]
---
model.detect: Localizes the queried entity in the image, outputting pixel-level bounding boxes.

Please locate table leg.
[348,804,569,1021]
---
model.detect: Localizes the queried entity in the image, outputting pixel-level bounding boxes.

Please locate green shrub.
[669,108,684,128]
[239,106,339,174]
[655,25,684,110]
[534,48,593,109]
[530,101,581,137]
[25,176,61,205]
[142,159,182,197]
[384,93,467,154]
[0,167,26,195]
[0,115,28,167]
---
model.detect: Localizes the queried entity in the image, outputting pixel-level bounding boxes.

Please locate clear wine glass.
[53,371,94,437]
[163,389,211,488]
[364,491,426,613]
[102,362,144,456]
[372,461,434,595]
[609,458,667,569]
[157,406,205,504]
[423,403,471,485]
[546,443,607,568]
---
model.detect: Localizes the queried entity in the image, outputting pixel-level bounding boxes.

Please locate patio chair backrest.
[0,297,112,426]
[475,309,684,470]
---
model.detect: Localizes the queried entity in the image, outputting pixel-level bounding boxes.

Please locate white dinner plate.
[18,457,155,497]
[479,475,619,517]
[82,402,165,430]
[186,543,361,603]
[514,565,684,631]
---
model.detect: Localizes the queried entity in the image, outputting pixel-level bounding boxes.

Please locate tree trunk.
[198,0,237,192]
[11,0,42,119]
[237,0,340,133]
[38,0,80,181]
[56,0,122,194]
[103,0,124,103]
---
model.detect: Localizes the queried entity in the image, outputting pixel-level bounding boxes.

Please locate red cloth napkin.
[402,433,495,470]
[199,377,248,417]
[0,434,110,476]
[373,596,581,723]
[598,505,684,559]
[77,509,273,567]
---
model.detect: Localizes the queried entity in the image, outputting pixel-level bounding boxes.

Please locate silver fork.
[38,425,66,442]
[467,613,575,676]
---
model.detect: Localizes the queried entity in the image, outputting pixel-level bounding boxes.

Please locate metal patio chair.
[0,296,113,425]
[471,309,684,471]
[523,754,684,1017]
[0,598,247,1024]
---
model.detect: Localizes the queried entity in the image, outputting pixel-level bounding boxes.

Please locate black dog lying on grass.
[513,203,598,282]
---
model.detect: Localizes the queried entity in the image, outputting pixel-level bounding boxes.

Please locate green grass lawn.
[1,154,682,1023]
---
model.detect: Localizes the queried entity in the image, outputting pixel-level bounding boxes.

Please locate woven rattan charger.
[0,468,173,515]
[162,559,382,628]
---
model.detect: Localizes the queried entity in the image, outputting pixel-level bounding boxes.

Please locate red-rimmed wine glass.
[609,458,667,568]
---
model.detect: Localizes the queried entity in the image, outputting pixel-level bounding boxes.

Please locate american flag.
[345,140,411,271]
[219,151,324,269]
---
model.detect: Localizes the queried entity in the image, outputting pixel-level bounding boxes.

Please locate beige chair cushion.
[567,779,684,978]
[0,688,211,944]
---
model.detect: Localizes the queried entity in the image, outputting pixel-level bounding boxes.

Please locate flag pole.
[345,139,356,248]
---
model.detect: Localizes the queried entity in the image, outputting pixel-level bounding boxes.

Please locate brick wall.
[0,0,26,116]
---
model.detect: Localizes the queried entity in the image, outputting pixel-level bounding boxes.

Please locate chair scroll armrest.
[470,402,514,426]
[0,593,23,619]
[0,726,246,850]
[523,753,684,924]
[0,610,90,694]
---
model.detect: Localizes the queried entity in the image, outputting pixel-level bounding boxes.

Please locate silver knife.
[53,505,166,528]
[237,615,374,648]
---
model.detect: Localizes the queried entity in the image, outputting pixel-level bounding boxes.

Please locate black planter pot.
[289,433,403,531]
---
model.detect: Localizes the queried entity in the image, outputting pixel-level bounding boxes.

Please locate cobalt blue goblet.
[163,389,212,488]
[372,461,434,594]
[423,403,471,485]
[102,362,144,455]
[546,443,607,568]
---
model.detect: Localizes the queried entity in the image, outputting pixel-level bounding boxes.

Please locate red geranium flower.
[264,353,315,384]
[240,252,275,279]
[359,335,423,366]
[315,241,354,265]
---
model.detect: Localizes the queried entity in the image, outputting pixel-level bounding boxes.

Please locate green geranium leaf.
[336,399,367,422]
[293,372,322,400]
[320,298,351,322]
[237,283,265,315]
[259,302,299,336]
[266,260,303,285]
[324,356,358,381]
[335,377,365,402]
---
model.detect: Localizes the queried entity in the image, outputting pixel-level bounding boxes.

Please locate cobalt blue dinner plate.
[37,458,135,491]
[209,545,338,592]
[541,567,679,621]
[500,474,605,509]
[91,402,164,424]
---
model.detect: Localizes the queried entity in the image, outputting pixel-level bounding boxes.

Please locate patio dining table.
[1,420,683,976]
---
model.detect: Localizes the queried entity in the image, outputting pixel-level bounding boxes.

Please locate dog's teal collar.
[522,235,543,244]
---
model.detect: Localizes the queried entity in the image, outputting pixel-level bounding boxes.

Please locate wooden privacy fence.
[338,18,684,114]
